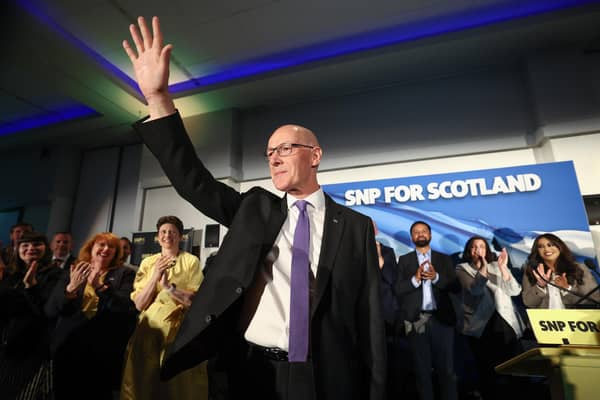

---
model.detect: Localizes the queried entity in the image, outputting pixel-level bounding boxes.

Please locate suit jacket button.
[205,315,214,323]
[235,286,243,294]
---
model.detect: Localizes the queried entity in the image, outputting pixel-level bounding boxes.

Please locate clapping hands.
[416,260,437,282]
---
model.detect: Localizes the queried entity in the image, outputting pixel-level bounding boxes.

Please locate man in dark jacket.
[122,16,385,400]
[396,220,459,400]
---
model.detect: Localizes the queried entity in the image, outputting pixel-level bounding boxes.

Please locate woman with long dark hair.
[0,231,61,400]
[522,233,600,309]
[456,236,523,400]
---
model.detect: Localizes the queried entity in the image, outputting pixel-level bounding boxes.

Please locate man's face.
[11,225,31,243]
[411,223,431,247]
[51,233,72,258]
[267,126,321,196]
[120,239,131,259]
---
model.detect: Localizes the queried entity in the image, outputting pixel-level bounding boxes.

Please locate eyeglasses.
[264,143,315,160]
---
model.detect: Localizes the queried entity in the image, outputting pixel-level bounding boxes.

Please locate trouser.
[407,316,457,400]
[227,340,316,400]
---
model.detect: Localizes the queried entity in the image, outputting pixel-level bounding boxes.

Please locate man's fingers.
[138,16,153,52]
[122,40,137,61]
[152,16,162,50]
[160,44,173,65]
[129,22,144,54]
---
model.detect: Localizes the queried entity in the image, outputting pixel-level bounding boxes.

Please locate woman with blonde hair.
[46,232,137,400]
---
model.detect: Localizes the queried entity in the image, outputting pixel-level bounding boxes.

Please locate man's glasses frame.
[264,143,315,160]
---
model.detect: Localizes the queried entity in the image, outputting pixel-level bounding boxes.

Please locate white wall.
[239,66,535,180]
[6,47,599,264]
[70,147,119,251]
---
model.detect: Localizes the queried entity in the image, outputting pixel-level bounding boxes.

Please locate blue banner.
[323,161,595,269]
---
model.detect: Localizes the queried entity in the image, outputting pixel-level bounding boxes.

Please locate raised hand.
[67,261,91,294]
[123,16,176,119]
[151,254,173,283]
[421,260,437,281]
[533,263,551,288]
[554,272,569,289]
[497,248,508,268]
[23,260,38,288]
[477,257,488,278]
[87,265,104,290]
[496,248,512,281]
[415,263,424,283]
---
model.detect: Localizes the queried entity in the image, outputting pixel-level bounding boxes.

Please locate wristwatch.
[167,283,176,293]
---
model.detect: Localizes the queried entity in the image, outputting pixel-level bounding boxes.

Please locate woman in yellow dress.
[121,216,206,399]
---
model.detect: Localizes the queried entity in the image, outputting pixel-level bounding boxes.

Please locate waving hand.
[123,16,176,119]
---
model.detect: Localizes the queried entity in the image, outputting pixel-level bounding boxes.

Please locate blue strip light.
[6,0,597,135]
[0,105,99,137]
[170,0,597,91]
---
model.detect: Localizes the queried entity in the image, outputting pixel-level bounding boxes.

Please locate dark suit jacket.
[395,250,459,326]
[378,244,399,326]
[44,266,137,354]
[135,112,386,400]
[62,254,77,270]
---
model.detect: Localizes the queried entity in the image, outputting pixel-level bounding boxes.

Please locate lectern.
[495,310,600,400]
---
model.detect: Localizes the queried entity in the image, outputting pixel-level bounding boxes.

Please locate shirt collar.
[286,187,325,211]
[417,248,431,259]
[53,253,70,261]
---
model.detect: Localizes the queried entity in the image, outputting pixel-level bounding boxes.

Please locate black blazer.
[62,254,77,270]
[135,112,386,400]
[395,250,459,326]
[45,266,137,354]
[378,244,399,325]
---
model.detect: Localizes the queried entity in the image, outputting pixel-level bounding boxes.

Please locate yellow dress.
[120,251,208,400]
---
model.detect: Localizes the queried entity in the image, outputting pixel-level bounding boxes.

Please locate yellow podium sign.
[527,309,600,345]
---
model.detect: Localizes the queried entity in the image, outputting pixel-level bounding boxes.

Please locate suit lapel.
[311,195,344,317]
[263,195,288,250]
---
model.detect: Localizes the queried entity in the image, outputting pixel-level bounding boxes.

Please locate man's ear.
[311,147,322,168]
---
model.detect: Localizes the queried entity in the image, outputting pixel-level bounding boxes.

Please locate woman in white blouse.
[456,236,524,399]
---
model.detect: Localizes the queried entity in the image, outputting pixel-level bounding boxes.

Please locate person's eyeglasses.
[264,143,315,160]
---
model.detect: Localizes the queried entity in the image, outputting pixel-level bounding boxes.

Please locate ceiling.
[2,0,600,151]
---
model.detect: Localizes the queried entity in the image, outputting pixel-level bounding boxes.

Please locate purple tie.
[289,200,310,362]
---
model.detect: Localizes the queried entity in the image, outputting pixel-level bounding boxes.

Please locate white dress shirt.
[52,253,72,269]
[410,249,439,311]
[244,188,325,350]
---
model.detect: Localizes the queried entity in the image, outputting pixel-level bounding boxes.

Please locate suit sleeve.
[433,254,459,293]
[379,246,399,324]
[562,265,600,306]
[44,271,81,318]
[96,268,136,313]
[358,222,386,400]
[521,271,546,308]
[395,255,418,296]
[134,112,242,227]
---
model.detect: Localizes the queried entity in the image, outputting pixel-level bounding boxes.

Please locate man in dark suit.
[50,232,76,269]
[396,221,459,400]
[373,222,407,400]
[122,16,385,400]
